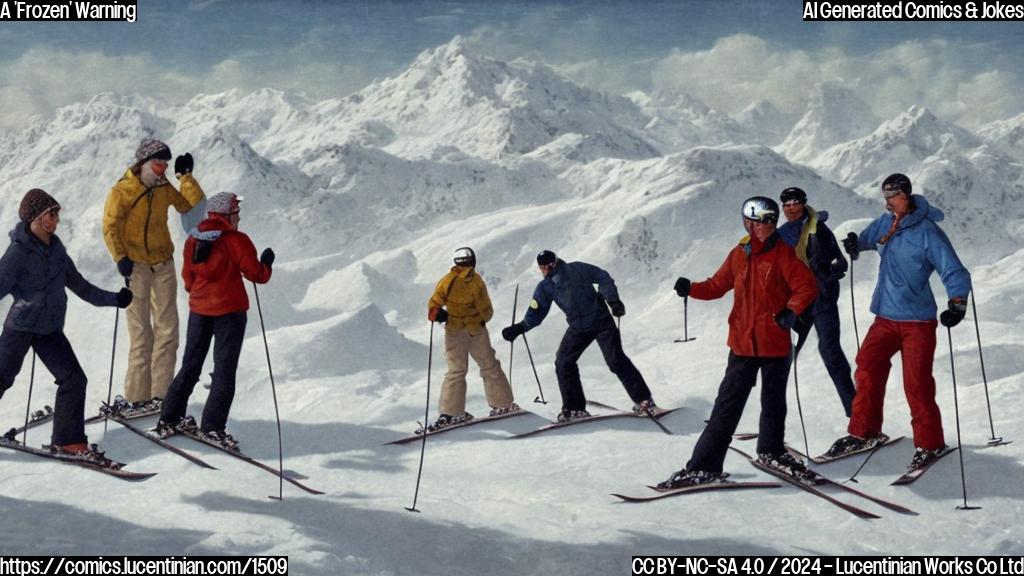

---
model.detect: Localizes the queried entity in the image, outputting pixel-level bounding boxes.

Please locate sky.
[1,0,1023,132]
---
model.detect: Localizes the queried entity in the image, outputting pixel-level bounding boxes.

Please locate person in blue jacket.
[0,189,132,457]
[501,250,655,422]
[828,174,971,472]
[777,186,856,417]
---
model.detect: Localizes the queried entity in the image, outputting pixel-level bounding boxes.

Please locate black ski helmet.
[882,173,912,197]
[780,187,807,205]
[454,246,476,267]
[536,250,557,266]
[741,196,780,224]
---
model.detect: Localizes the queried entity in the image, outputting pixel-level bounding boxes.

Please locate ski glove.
[501,323,526,342]
[260,247,275,268]
[175,152,194,176]
[939,297,967,328]
[775,308,799,330]
[116,287,133,309]
[428,307,448,323]
[842,232,860,260]
[117,257,134,278]
[608,299,625,317]
[674,277,691,298]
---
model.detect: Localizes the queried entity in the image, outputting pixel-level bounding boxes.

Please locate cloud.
[0,46,371,133]
[649,34,1024,127]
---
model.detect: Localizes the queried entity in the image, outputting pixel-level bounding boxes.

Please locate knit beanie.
[19,188,60,223]
[134,138,172,167]
[207,192,243,215]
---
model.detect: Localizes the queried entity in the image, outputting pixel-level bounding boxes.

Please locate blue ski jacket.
[778,206,847,313]
[854,195,971,322]
[0,222,117,335]
[522,259,619,332]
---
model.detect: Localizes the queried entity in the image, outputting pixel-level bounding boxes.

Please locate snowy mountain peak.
[779,82,878,165]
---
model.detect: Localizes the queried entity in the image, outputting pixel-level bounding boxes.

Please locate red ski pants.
[848,316,945,450]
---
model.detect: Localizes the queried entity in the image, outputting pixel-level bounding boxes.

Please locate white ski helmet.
[454,246,476,267]
[741,196,780,224]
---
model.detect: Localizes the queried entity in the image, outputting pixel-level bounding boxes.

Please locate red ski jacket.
[690,234,818,357]
[182,215,271,316]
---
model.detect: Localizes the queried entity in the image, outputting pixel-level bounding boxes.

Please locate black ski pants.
[686,352,791,473]
[161,311,247,433]
[0,327,88,445]
[554,323,652,411]
[794,303,855,417]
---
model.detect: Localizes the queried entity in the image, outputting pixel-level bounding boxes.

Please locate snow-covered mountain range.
[1,36,1022,572]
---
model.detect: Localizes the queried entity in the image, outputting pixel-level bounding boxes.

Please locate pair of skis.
[613,445,918,519]
[508,400,677,439]
[386,400,680,445]
[100,407,324,495]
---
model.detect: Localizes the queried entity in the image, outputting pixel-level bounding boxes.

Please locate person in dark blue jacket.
[777,187,855,417]
[501,250,655,422]
[0,189,132,457]
[829,174,971,473]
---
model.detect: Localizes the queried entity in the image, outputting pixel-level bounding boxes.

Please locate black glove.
[175,152,194,176]
[608,300,625,317]
[434,309,449,323]
[775,308,798,330]
[260,248,275,268]
[116,287,133,309]
[842,232,860,260]
[117,257,134,278]
[674,277,691,298]
[501,323,526,342]
[939,298,967,328]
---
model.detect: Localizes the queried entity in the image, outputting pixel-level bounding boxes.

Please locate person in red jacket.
[156,192,273,449]
[660,196,818,488]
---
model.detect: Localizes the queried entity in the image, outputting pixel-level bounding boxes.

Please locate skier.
[501,250,655,422]
[777,186,856,417]
[0,189,132,457]
[423,247,518,432]
[662,196,818,488]
[156,193,273,449]
[102,138,206,417]
[827,174,971,472]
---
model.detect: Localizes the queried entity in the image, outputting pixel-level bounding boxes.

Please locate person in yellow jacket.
[424,247,517,432]
[102,138,205,413]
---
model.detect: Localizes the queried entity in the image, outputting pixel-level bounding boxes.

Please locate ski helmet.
[780,187,807,205]
[454,246,476,267]
[882,173,912,198]
[536,250,557,266]
[741,196,780,224]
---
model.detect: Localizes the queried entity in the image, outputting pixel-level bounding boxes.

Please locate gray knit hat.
[207,192,243,215]
[134,138,172,167]
[19,188,60,223]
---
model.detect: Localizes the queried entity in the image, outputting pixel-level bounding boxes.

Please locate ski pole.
[21,352,36,445]
[406,321,434,513]
[103,277,127,437]
[521,333,547,405]
[509,284,518,391]
[848,252,860,354]
[674,296,696,343]
[846,440,883,483]
[970,289,1010,447]
[947,326,980,511]
[252,282,284,501]
[791,335,811,462]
